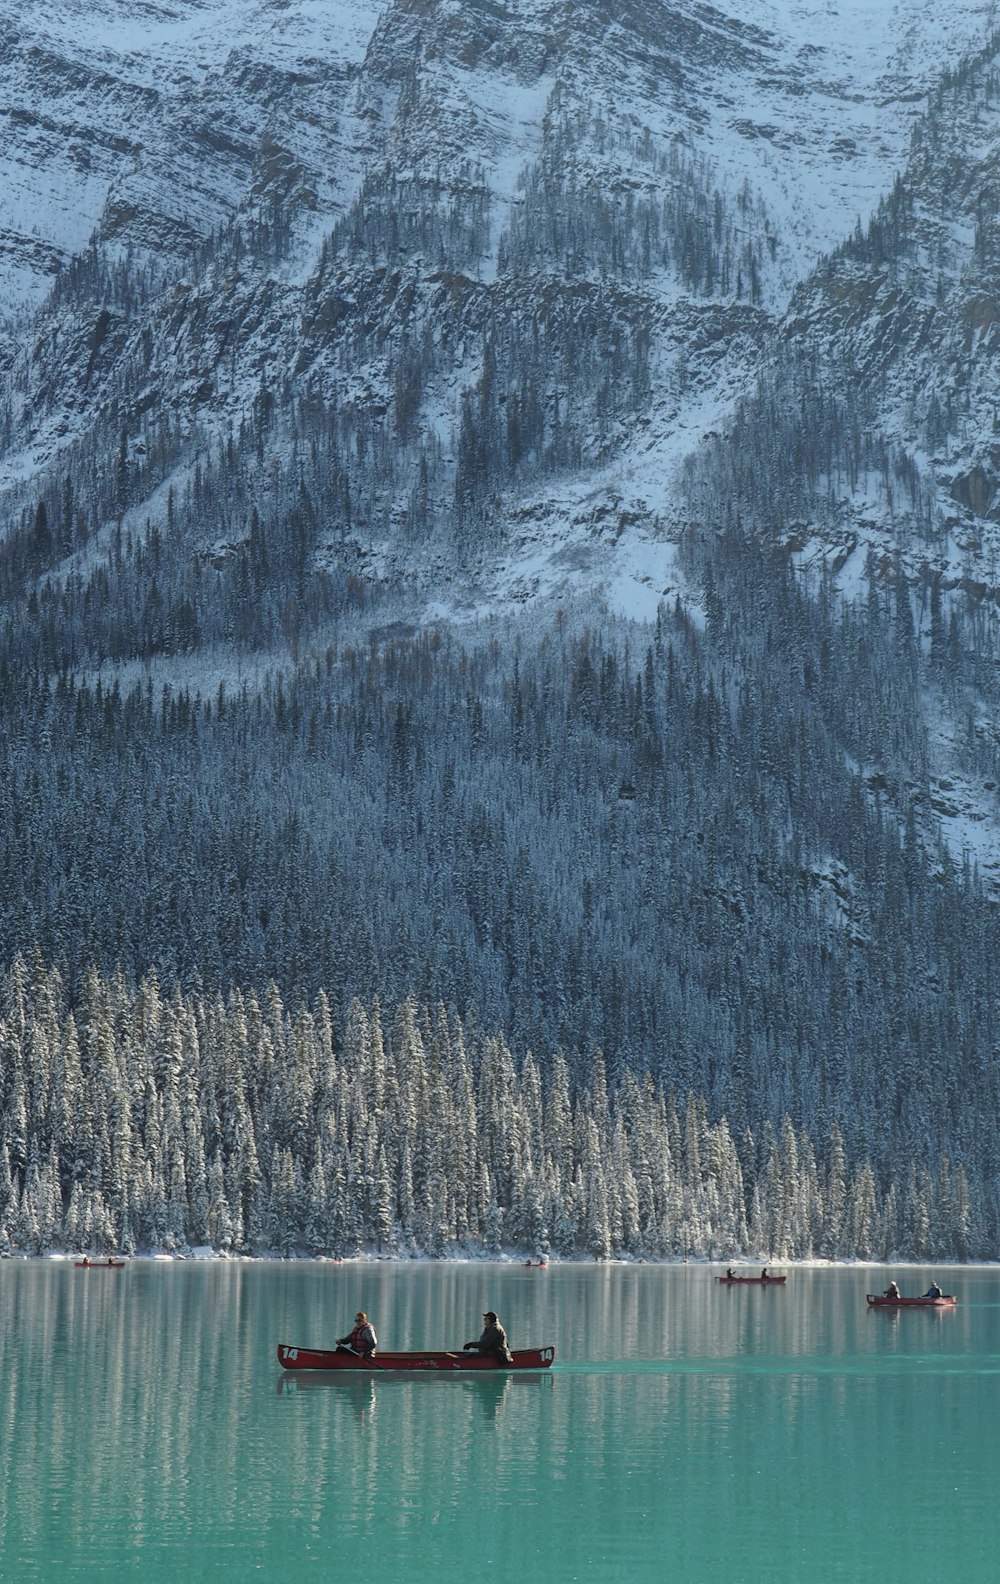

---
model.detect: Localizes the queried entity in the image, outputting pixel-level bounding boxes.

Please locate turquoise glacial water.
[1,1260,998,1582]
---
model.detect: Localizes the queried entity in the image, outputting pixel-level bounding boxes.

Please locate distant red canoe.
[277,1344,555,1372]
[74,1258,127,1269]
[717,1275,786,1285]
[866,1293,956,1308]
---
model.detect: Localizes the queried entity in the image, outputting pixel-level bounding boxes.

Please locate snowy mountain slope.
[0,0,998,635]
[659,27,1000,886]
[7,0,1000,1229]
[0,3,991,355]
[489,0,1000,617]
[0,0,381,324]
[4,0,986,311]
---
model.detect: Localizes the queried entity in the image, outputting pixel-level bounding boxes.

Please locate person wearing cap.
[336,1310,378,1357]
[464,1310,512,1364]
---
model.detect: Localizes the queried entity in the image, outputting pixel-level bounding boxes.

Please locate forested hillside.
[2,1,1000,1258]
[2,535,999,1256]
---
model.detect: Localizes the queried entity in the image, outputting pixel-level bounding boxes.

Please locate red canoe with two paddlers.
[276,1344,555,1372]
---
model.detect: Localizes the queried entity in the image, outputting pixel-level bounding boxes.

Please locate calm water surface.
[1,1261,998,1582]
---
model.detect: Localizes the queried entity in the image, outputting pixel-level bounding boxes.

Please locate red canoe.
[74,1258,127,1269]
[717,1275,786,1285]
[866,1294,956,1308]
[277,1344,555,1372]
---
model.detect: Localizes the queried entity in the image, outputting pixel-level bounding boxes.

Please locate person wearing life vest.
[336,1310,377,1356]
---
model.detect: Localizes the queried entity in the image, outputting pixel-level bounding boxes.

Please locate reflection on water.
[1,1262,999,1582]
[274,1368,545,1432]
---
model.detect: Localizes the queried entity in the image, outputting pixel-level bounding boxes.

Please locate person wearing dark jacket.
[464,1311,512,1364]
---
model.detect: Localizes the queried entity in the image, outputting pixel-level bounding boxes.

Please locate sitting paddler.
[884,1281,901,1299]
[925,1281,943,1299]
[464,1310,513,1365]
[336,1310,378,1357]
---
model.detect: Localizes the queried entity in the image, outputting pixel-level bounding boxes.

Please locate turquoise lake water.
[1,1260,998,1583]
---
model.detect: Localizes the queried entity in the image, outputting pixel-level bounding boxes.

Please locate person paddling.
[336,1310,377,1357]
[464,1310,513,1365]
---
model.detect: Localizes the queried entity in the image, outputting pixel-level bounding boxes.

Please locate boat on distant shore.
[717,1274,786,1285]
[866,1293,956,1308]
[277,1344,555,1372]
[74,1257,127,1269]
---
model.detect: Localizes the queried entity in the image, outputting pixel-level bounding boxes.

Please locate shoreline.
[14,1250,999,1268]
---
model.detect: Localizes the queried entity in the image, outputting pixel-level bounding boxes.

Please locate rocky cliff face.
[0,0,379,307]
[1,0,998,634]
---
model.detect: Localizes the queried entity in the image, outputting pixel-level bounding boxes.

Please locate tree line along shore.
[0,956,979,1261]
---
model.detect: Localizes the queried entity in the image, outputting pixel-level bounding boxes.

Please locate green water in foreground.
[1,1260,998,1582]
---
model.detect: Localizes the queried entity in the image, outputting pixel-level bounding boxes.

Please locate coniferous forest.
[1,534,999,1259]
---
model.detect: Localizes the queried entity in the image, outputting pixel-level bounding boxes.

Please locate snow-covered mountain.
[5,0,1000,869]
[7,1,1000,1252]
[2,0,992,315]
[1,0,995,567]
